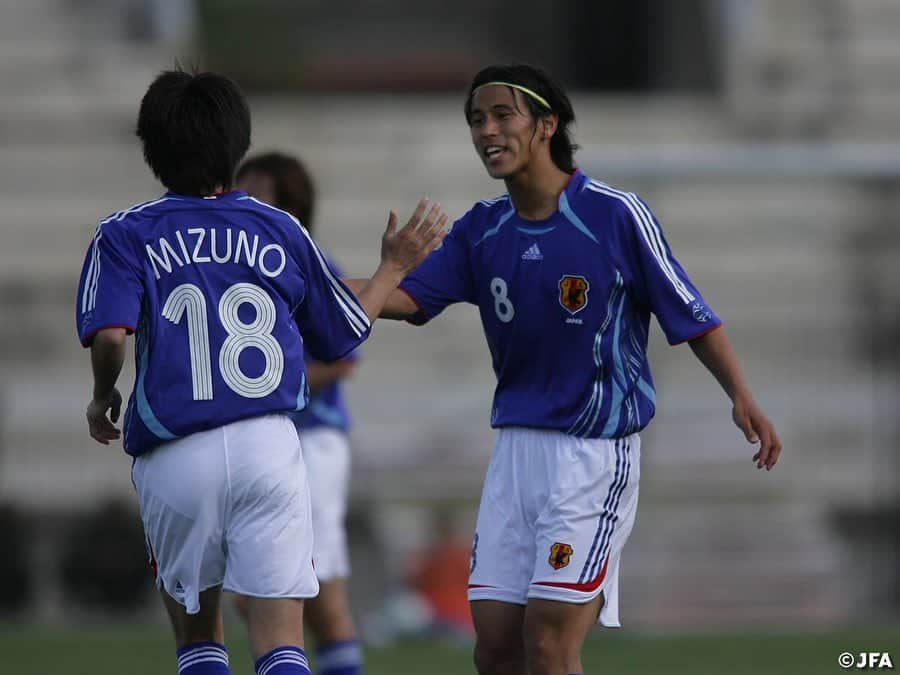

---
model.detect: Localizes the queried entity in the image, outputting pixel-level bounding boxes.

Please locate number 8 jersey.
[398,170,721,439]
[76,191,371,456]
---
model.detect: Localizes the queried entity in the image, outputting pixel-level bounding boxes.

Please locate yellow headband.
[474,81,552,111]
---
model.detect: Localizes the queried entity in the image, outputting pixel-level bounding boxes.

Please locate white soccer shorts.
[131,414,319,614]
[467,428,641,627]
[297,426,351,582]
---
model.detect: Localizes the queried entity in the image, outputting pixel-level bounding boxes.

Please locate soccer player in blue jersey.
[233,151,365,675]
[75,70,447,675]
[346,64,782,675]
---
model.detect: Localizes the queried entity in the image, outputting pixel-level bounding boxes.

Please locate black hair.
[136,69,251,196]
[236,152,316,230]
[464,64,578,173]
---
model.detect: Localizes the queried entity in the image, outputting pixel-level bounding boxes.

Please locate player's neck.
[202,184,229,197]
[174,184,231,198]
[504,162,571,222]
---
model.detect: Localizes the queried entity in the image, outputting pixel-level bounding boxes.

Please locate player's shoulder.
[97,194,180,231]
[235,194,299,224]
[471,192,512,216]
[92,195,183,251]
[458,193,513,235]
[235,195,308,239]
[315,244,343,276]
[576,176,648,220]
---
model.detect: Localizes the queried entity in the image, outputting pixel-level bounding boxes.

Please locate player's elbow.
[337,359,357,380]
[92,328,128,350]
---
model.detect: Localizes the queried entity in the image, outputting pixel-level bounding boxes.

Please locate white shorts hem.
[526,586,603,604]
[223,584,319,601]
[467,588,527,605]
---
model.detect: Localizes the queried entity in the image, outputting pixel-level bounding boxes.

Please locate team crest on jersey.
[559,275,589,315]
[549,542,573,570]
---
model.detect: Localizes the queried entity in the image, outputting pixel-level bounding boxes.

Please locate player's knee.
[523,621,587,674]
[474,638,524,675]
[232,593,249,621]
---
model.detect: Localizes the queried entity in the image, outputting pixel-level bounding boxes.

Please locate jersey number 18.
[162,282,284,400]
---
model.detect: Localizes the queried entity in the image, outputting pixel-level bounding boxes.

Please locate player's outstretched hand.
[732,394,781,471]
[87,387,122,445]
[381,197,448,277]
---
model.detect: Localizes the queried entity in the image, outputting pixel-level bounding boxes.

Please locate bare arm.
[353,198,447,323]
[86,328,127,444]
[343,278,419,320]
[688,327,782,470]
[306,359,356,392]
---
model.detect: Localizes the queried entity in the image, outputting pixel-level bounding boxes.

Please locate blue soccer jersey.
[290,257,356,433]
[399,170,721,439]
[76,192,371,456]
[289,351,356,432]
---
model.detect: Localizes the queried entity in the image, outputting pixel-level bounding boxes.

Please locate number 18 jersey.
[76,191,370,456]
[399,170,721,439]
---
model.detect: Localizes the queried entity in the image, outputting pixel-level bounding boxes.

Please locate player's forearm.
[352,264,410,323]
[90,328,127,398]
[688,327,753,403]
[345,276,418,320]
[306,359,355,392]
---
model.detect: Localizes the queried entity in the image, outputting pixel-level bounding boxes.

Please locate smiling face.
[468,85,551,180]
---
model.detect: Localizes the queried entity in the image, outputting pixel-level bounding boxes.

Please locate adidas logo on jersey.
[522,243,543,261]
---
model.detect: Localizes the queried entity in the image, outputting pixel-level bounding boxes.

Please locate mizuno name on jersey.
[76,192,370,455]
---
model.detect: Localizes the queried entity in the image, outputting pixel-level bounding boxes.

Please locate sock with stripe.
[176,642,230,675]
[316,639,363,675]
[255,646,312,675]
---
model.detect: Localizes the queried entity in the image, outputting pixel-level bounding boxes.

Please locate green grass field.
[1,624,898,675]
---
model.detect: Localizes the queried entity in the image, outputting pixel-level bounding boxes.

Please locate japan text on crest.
[559,275,589,315]
[549,542,574,570]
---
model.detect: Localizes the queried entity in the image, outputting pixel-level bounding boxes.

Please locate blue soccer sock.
[316,639,363,675]
[255,646,312,675]
[176,642,230,675]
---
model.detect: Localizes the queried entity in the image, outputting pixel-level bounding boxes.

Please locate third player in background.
[235,152,365,675]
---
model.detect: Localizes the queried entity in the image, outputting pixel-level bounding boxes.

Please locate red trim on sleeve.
[80,324,135,348]
[532,553,610,593]
[396,286,431,325]
[675,321,723,346]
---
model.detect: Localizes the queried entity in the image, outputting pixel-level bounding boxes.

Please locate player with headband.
[346,63,781,674]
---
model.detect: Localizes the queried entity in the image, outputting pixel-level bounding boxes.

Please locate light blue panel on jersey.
[295,372,308,412]
[474,206,515,247]
[601,291,628,437]
[636,377,656,406]
[136,341,177,442]
[559,191,599,244]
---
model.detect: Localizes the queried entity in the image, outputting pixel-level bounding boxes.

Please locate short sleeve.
[76,221,143,347]
[622,195,721,345]
[291,225,372,361]
[398,215,475,325]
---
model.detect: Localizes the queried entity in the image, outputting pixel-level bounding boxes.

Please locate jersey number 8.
[162,282,284,400]
[491,277,515,323]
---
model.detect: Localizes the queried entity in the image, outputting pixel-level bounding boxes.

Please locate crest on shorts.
[549,542,573,570]
[559,275,589,315]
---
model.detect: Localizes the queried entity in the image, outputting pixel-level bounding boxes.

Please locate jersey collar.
[164,190,247,201]
[559,169,588,209]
